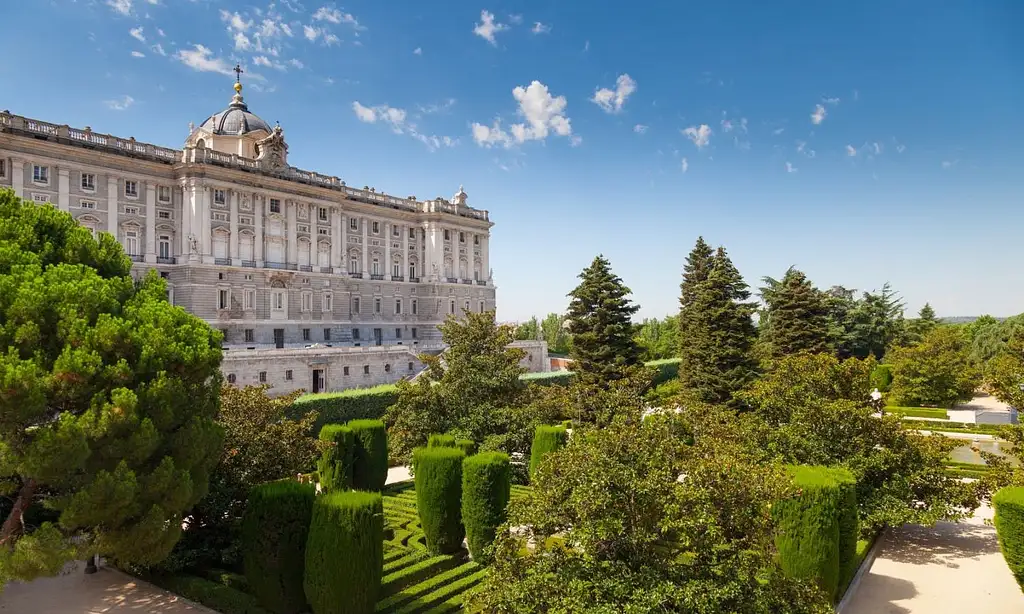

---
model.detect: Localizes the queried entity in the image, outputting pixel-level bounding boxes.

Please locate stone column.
[481,235,490,285]
[254,195,264,267]
[200,185,212,263]
[144,184,156,263]
[107,177,119,236]
[332,209,343,273]
[402,223,410,279]
[361,217,368,276]
[229,190,240,265]
[384,222,392,280]
[10,159,24,199]
[57,168,70,212]
[180,182,192,257]
[286,200,297,265]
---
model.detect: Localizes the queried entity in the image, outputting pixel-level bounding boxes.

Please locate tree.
[539,312,571,355]
[845,285,906,359]
[678,244,758,405]
[905,302,940,345]
[514,317,539,342]
[986,328,1024,411]
[385,311,527,462]
[633,315,679,361]
[565,255,641,388]
[887,326,981,408]
[761,268,830,358]
[0,191,224,583]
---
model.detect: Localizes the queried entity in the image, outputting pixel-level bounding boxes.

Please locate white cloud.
[846,145,857,156]
[234,31,252,50]
[129,26,145,42]
[633,124,648,134]
[157,28,165,37]
[131,50,145,58]
[288,58,304,69]
[786,162,797,173]
[796,140,816,158]
[773,127,785,135]
[508,13,523,24]
[473,10,508,45]
[303,25,319,41]
[324,33,340,45]
[353,102,377,122]
[721,117,747,133]
[681,158,688,173]
[823,96,841,105]
[413,47,422,55]
[682,124,712,148]
[418,99,457,115]
[105,95,135,111]
[871,142,882,155]
[531,22,551,34]
[313,6,363,29]
[254,55,289,71]
[896,143,906,154]
[220,10,252,32]
[471,81,575,148]
[106,0,132,16]
[811,104,826,125]
[151,43,166,56]
[352,101,455,151]
[281,23,294,37]
[570,135,582,147]
[591,74,637,114]
[175,44,234,75]
[259,19,286,38]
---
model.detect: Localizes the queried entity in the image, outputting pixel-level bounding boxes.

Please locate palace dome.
[199,82,271,136]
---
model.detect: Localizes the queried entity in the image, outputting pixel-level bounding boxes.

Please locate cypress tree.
[763,268,830,357]
[565,255,641,388]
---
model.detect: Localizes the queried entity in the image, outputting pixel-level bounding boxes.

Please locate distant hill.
[941,316,1007,325]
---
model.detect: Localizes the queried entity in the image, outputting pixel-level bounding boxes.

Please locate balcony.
[320,266,333,273]
[446,277,459,283]
[299,265,313,272]
[215,258,231,266]
[241,260,256,268]
[370,274,385,281]
[349,272,363,279]
[461,279,473,285]
[408,276,420,283]
[476,280,487,286]
[391,275,404,282]
[265,262,298,271]
[156,256,176,265]
[128,254,145,263]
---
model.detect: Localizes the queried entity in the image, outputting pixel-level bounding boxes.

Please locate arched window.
[372,256,380,276]
[409,261,417,280]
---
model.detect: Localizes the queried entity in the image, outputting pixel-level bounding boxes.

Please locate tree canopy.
[887,326,981,408]
[760,268,830,358]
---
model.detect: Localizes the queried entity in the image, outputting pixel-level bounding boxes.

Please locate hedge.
[887,406,949,420]
[242,480,316,614]
[900,419,1008,435]
[318,425,354,492]
[773,465,854,601]
[832,468,859,593]
[349,419,388,491]
[993,486,1024,589]
[870,364,893,392]
[529,425,568,482]
[520,358,682,388]
[291,385,399,432]
[456,439,477,456]
[147,574,271,614]
[462,452,511,563]
[303,491,384,614]
[428,434,457,448]
[413,446,466,554]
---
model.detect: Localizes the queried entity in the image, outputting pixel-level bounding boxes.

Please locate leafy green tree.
[678,244,758,405]
[905,302,940,345]
[0,190,224,583]
[986,329,1024,411]
[385,311,527,462]
[966,315,1006,365]
[633,314,679,361]
[539,312,571,355]
[845,284,906,359]
[822,286,859,359]
[565,255,641,388]
[888,326,981,407]
[761,268,830,358]
[514,317,540,342]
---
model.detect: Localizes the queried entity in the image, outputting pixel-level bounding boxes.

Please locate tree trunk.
[0,478,37,546]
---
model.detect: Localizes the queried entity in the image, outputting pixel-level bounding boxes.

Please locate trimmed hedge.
[413,446,466,554]
[529,425,568,482]
[318,425,354,492]
[242,480,316,614]
[773,465,854,601]
[147,574,271,614]
[870,364,893,392]
[428,434,457,448]
[304,491,384,614]
[349,419,388,491]
[291,385,399,432]
[520,358,682,389]
[993,486,1024,589]
[900,419,1007,435]
[887,406,949,420]
[462,452,511,563]
[832,468,859,592]
[455,439,477,456]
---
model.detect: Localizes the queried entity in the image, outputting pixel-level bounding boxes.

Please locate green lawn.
[887,406,949,420]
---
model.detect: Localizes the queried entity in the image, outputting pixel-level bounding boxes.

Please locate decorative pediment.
[317,238,331,247]
[77,214,101,225]
[212,226,231,237]
[120,220,142,230]
[239,228,255,237]
[155,223,175,232]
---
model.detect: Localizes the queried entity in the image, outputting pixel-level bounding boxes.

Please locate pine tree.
[906,302,940,345]
[566,255,641,388]
[678,243,758,404]
[762,268,830,357]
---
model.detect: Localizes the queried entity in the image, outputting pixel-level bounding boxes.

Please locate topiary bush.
[303,491,384,614]
[413,446,466,554]
[773,465,843,600]
[870,363,893,392]
[289,385,398,433]
[348,419,388,492]
[462,452,511,563]
[241,480,315,614]
[428,433,457,448]
[456,439,477,456]
[318,425,354,493]
[831,468,859,592]
[994,486,1024,590]
[529,425,568,482]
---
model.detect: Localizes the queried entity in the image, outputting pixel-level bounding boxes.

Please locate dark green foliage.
[993,486,1024,589]
[678,242,759,405]
[428,434,457,448]
[906,302,940,344]
[832,469,859,591]
[348,419,388,491]
[870,364,893,392]
[773,466,843,600]
[888,326,980,407]
[634,315,680,361]
[289,385,398,432]
[456,439,477,456]
[762,268,831,358]
[462,452,512,562]
[413,447,466,554]
[241,481,315,614]
[147,574,271,614]
[523,358,680,389]
[529,425,568,481]
[566,255,642,388]
[318,425,354,492]
[303,491,384,614]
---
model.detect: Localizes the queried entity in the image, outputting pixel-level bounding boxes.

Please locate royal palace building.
[0,77,547,394]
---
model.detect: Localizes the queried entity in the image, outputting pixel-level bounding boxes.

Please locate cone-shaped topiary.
[428,433,457,448]
[318,425,354,492]
[994,486,1024,590]
[413,446,465,554]
[529,425,568,482]
[347,419,387,491]
[773,465,843,600]
[242,480,315,614]
[456,439,477,456]
[462,452,511,563]
[303,491,383,614]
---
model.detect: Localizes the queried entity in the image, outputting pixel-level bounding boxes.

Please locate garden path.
[841,501,1022,614]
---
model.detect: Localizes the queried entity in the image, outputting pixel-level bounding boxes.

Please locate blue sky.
[3,1,1023,322]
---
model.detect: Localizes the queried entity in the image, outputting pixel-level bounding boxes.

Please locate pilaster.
[10,158,24,199]
[57,168,70,212]
[229,190,240,265]
[361,217,369,275]
[200,185,212,263]
[402,223,410,278]
[332,209,343,273]
[107,177,118,236]
[286,199,297,264]
[384,222,392,279]
[254,194,264,267]
[144,184,156,263]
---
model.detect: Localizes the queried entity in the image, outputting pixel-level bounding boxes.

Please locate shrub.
[428,433,457,448]
[886,407,949,420]
[147,574,271,614]
[462,452,512,563]
[290,385,399,432]
[529,425,568,482]
[456,439,477,456]
[520,358,682,389]
[993,486,1024,589]
[773,465,843,600]
[318,425,354,492]
[303,491,384,614]
[832,468,859,591]
[348,419,388,491]
[242,480,316,614]
[413,446,466,554]
[647,358,681,385]
[870,364,893,392]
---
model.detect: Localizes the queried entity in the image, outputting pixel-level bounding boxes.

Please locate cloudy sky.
[3,0,1023,321]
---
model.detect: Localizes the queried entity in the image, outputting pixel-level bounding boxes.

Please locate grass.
[900,419,1009,436]
[887,406,949,420]
[295,383,400,402]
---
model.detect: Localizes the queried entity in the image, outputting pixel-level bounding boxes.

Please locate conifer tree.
[566,255,641,388]
[906,302,940,345]
[762,268,830,357]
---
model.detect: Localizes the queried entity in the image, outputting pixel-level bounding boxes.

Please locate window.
[158,235,171,259]
[450,300,456,314]
[124,230,139,255]
[318,207,328,221]
[396,328,402,339]
[480,301,485,313]
[444,229,450,241]
[269,198,281,213]
[240,216,252,225]
[158,185,171,202]
[219,289,229,310]
[124,206,138,215]
[374,298,381,314]
[343,366,350,376]
[32,193,49,204]
[385,363,391,373]
[474,235,480,245]
[158,210,171,219]
[371,257,380,275]
[409,263,417,279]
[226,373,236,384]
[244,289,255,310]
[285,370,293,381]
[273,290,285,310]
[363,365,370,375]
[352,328,360,340]
[408,362,414,371]
[32,165,49,184]
[324,328,331,341]
[350,255,359,273]
[323,292,333,312]
[214,189,226,205]
[372,221,380,234]
[393,226,401,237]
[409,228,416,239]
[352,297,360,314]
[0,159,5,178]
[213,212,228,221]
[412,299,417,315]
[302,292,312,312]
[459,232,465,243]
[302,328,310,341]
[81,173,95,191]
[411,327,417,339]
[244,328,254,342]
[318,227,330,235]
[349,217,358,231]
[259,371,267,383]
[395,299,402,314]
[124,180,138,198]
[392,262,400,277]
[465,300,470,312]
